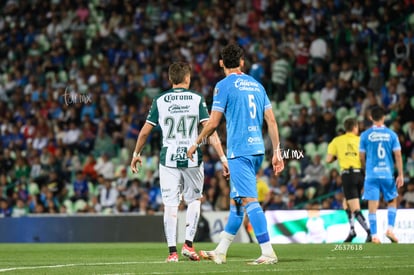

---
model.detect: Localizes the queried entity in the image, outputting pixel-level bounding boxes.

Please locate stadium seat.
[63,200,74,214]
[279,126,292,139]
[66,184,74,199]
[74,199,87,213]
[317,142,328,157]
[88,182,98,197]
[45,71,55,81]
[278,100,290,122]
[58,70,68,83]
[288,160,302,174]
[348,107,357,118]
[312,91,321,106]
[299,91,311,107]
[336,124,344,133]
[111,156,121,167]
[368,53,378,69]
[86,24,98,39]
[119,147,130,164]
[335,107,349,124]
[389,62,398,77]
[28,182,39,196]
[37,34,50,52]
[325,160,340,172]
[82,54,92,67]
[86,38,92,51]
[402,122,411,135]
[304,142,317,158]
[65,35,72,50]
[102,207,113,214]
[286,92,296,105]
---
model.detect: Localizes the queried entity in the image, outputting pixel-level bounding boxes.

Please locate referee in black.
[326,118,372,242]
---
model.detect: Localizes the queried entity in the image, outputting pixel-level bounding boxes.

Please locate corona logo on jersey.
[164,94,193,103]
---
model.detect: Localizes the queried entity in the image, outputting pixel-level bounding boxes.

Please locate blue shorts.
[362,178,398,202]
[228,155,264,199]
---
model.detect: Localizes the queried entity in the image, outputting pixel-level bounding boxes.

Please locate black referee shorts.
[341,170,364,200]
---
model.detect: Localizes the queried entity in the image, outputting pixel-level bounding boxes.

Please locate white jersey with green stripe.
[146,88,209,168]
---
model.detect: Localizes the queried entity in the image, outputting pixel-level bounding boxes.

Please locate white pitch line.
[0,261,162,273]
[97,264,414,275]
[0,260,245,274]
[1,259,413,274]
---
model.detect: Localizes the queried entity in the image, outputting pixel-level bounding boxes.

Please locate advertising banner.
[266,209,414,244]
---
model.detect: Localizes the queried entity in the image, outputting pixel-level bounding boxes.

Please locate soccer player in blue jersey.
[187,44,284,264]
[359,106,404,243]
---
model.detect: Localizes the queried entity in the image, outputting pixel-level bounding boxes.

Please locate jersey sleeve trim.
[211,106,225,112]
[146,120,157,126]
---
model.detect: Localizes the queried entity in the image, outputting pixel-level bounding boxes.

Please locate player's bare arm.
[394,149,404,188]
[264,108,284,175]
[130,122,154,173]
[201,121,230,179]
[187,110,223,160]
[359,151,366,169]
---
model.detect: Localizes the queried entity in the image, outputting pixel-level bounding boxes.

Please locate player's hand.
[272,153,284,175]
[396,175,404,188]
[130,156,143,173]
[222,161,230,180]
[187,145,197,161]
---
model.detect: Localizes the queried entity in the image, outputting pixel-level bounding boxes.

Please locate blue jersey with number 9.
[212,72,271,158]
[359,125,401,179]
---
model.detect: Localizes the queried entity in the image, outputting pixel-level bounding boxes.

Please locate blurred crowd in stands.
[1,0,414,217]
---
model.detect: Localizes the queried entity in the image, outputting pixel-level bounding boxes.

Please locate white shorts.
[159,164,204,207]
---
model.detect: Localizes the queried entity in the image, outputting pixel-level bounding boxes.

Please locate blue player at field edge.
[359,106,404,243]
[187,44,284,265]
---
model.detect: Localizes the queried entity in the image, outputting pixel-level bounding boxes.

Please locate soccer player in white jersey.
[130,62,228,262]
[188,44,284,265]
[359,106,404,243]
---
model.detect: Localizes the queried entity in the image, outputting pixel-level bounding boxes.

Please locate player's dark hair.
[220,44,244,69]
[370,106,385,121]
[344,118,357,132]
[168,62,191,85]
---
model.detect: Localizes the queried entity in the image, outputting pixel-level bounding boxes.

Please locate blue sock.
[245,201,269,244]
[388,207,397,228]
[224,204,244,235]
[368,213,377,235]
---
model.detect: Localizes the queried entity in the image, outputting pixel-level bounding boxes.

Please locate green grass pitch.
[0,243,413,274]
